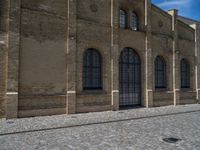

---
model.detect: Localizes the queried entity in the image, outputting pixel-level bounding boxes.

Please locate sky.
[152,0,200,21]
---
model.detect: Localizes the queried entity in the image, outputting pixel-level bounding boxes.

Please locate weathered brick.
[1,0,199,118]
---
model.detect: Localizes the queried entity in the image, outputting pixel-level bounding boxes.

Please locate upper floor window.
[181,59,190,89]
[119,9,128,29]
[83,49,102,90]
[131,12,139,31]
[155,56,167,89]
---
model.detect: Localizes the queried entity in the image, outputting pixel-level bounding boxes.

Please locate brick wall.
[0,0,9,118]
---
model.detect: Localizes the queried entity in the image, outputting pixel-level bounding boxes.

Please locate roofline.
[178,15,200,24]
[152,3,200,24]
[177,19,195,32]
[151,4,172,18]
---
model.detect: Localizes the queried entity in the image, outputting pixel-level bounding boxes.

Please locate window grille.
[181,59,190,88]
[83,49,102,90]
[155,56,167,89]
[120,9,128,29]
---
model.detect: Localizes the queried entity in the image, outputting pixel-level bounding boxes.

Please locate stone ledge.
[18,108,66,118]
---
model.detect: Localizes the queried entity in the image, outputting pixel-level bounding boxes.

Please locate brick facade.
[0,0,10,117]
[0,0,199,118]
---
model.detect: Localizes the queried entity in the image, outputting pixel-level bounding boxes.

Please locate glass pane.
[83,49,102,89]
[131,12,138,31]
[155,56,166,88]
[119,48,141,106]
[120,10,127,29]
[181,59,190,88]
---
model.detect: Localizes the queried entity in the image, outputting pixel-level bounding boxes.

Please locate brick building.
[0,0,199,118]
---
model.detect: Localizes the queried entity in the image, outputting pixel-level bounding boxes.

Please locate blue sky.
[152,0,200,21]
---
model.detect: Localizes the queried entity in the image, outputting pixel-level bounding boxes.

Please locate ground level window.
[83,49,102,90]
[155,56,167,89]
[181,59,190,89]
[119,47,141,106]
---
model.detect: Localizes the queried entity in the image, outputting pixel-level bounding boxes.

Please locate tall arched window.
[155,56,166,89]
[131,12,139,31]
[83,49,102,90]
[119,48,141,106]
[181,59,190,88]
[119,9,127,29]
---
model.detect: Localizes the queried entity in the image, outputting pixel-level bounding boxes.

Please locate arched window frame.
[119,47,141,106]
[155,56,167,89]
[83,49,102,90]
[119,9,128,29]
[181,59,190,89]
[130,11,139,31]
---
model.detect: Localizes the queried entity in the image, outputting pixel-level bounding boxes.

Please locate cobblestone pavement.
[0,104,200,150]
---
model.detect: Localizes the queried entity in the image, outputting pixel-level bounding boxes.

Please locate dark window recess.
[131,12,139,31]
[83,49,102,90]
[155,56,167,89]
[119,48,141,106]
[120,9,128,29]
[181,59,190,88]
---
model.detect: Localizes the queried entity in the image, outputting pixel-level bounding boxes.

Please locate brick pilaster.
[0,0,10,118]
[66,0,77,114]
[6,0,21,119]
[168,9,180,105]
[193,24,200,103]
[145,0,153,107]
[111,0,119,110]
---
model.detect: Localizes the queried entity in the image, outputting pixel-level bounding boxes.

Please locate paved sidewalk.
[0,104,200,150]
[0,104,200,135]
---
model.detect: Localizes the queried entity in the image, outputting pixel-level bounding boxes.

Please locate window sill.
[119,28,141,31]
[79,90,106,95]
[180,88,194,92]
[155,88,167,92]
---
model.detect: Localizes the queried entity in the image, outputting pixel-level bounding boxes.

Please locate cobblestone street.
[0,104,200,150]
